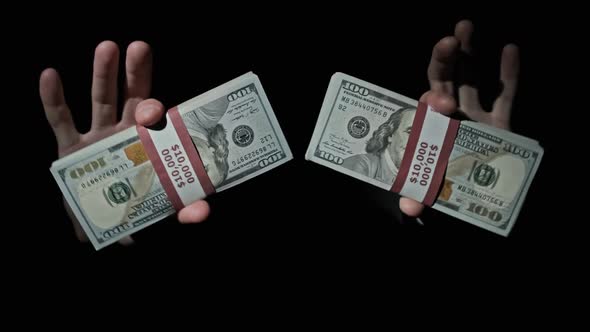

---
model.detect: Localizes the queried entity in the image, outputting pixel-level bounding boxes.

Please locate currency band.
[391,102,459,206]
[137,107,215,211]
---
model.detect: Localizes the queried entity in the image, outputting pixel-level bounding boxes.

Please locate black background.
[21,8,564,277]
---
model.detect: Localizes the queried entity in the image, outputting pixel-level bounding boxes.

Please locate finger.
[40,68,80,152]
[178,200,211,224]
[399,197,425,217]
[455,20,482,113]
[420,91,457,116]
[121,41,153,126]
[458,85,482,115]
[427,36,459,95]
[492,44,519,130]
[454,20,474,54]
[135,99,166,127]
[118,236,135,246]
[91,41,120,130]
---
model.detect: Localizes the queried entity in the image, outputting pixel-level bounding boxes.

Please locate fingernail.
[140,104,157,118]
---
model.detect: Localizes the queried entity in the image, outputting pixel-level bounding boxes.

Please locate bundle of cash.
[306,73,543,236]
[51,72,292,250]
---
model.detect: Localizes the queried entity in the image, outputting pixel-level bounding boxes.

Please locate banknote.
[51,72,292,250]
[306,72,543,236]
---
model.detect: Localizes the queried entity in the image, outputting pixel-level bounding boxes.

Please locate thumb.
[419,91,456,116]
[399,197,425,217]
[136,98,166,127]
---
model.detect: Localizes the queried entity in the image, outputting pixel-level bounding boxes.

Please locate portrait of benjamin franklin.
[342,107,416,185]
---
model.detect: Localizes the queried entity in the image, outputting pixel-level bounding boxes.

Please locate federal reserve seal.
[107,182,132,204]
[232,125,254,147]
[347,116,370,139]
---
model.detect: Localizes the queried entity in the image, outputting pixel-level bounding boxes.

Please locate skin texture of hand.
[399,19,520,217]
[40,41,210,244]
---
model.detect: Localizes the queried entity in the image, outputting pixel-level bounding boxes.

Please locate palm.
[41,41,152,159]
[423,20,519,128]
[41,41,211,243]
[41,41,153,243]
[399,20,520,216]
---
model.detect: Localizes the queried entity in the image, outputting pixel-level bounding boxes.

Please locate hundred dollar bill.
[51,72,292,250]
[306,73,543,236]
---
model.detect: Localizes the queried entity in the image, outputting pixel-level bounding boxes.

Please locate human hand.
[40,41,210,244]
[399,19,519,217]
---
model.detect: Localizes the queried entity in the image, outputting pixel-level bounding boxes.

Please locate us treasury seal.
[107,182,132,204]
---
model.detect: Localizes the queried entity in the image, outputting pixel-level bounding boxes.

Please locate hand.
[40,41,210,244]
[399,19,520,217]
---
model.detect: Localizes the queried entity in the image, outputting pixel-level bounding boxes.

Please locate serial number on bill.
[338,97,388,117]
[232,146,273,166]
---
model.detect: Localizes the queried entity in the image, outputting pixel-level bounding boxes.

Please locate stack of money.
[51,72,293,250]
[306,73,543,236]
